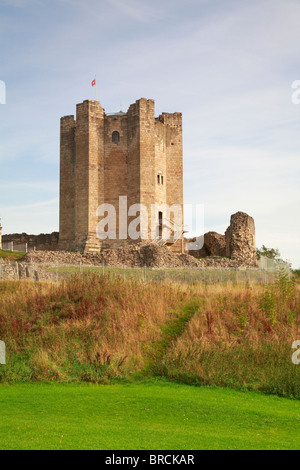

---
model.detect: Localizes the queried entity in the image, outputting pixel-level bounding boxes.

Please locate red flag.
[91,79,96,87]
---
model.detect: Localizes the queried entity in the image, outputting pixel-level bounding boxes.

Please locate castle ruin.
[58,98,183,253]
[1,96,258,268]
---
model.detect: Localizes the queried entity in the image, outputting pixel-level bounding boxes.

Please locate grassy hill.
[0,272,299,398]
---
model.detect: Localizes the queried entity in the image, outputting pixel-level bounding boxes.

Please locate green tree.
[293,269,300,279]
[257,245,292,271]
[256,245,281,260]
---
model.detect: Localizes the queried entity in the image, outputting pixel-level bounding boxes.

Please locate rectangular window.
[161,176,164,185]
[158,211,163,238]
[157,175,160,184]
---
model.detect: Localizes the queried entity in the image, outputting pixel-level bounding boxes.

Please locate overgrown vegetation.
[293,269,300,283]
[0,273,299,398]
[161,269,300,397]
[257,245,282,261]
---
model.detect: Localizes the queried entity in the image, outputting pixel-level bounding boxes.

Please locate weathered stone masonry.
[58,98,183,253]
[225,212,257,266]
[188,211,258,267]
[2,232,59,251]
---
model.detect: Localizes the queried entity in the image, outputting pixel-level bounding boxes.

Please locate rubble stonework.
[23,242,254,269]
[0,260,56,281]
[197,232,226,258]
[188,211,257,267]
[4,211,257,269]
[225,226,231,258]
[226,212,257,266]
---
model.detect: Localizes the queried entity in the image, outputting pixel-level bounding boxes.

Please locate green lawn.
[0,249,25,262]
[0,381,299,450]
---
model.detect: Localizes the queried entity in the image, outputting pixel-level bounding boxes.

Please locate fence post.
[0,259,3,280]
[15,262,19,280]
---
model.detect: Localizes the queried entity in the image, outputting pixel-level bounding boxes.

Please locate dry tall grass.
[0,273,299,397]
[160,275,300,396]
[0,276,190,382]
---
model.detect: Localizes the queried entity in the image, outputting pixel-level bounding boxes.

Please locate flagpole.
[95,75,98,101]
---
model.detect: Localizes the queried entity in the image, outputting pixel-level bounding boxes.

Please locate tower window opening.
[112,131,120,143]
[157,175,160,184]
[158,211,163,238]
[161,175,164,185]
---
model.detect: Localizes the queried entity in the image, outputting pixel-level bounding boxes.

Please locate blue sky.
[0,0,300,267]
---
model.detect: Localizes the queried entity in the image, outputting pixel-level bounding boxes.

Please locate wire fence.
[2,263,277,284]
[258,256,292,273]
[0,260,53,282]
[0,256,291,284]
[1,242,36,253]
[54,265,278,284]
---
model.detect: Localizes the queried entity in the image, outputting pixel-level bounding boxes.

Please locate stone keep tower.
[58,98,183,252]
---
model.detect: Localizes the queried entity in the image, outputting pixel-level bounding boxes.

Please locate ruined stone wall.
[2,232,59,251]
[227,212,257,266]
[58,98,184,253]
[0,260,56,281]
[200,232,226,257]
[225,226,231,258]
[188,212,257,267]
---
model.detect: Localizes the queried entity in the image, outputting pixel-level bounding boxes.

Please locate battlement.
[61,99,181,128]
